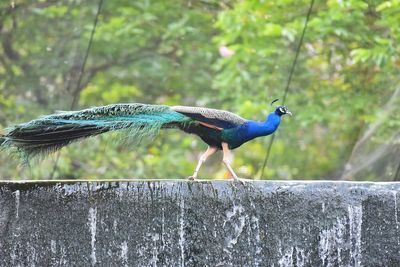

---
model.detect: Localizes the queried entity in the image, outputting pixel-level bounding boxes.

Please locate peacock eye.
[279,107,285,113]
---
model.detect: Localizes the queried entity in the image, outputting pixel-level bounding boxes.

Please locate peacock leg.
[188,146,217,180]
[221,142,239,180]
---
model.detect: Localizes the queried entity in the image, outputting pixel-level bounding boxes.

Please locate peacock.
[0,102,292,180]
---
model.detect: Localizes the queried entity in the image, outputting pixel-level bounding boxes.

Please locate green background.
[0,0,399,180]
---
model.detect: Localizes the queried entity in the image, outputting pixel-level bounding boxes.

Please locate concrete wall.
[0,180,399,266]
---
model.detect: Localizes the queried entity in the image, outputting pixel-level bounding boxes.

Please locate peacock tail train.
[0,103,191,161]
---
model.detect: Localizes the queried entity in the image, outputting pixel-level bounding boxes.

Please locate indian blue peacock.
[0,102,291,180]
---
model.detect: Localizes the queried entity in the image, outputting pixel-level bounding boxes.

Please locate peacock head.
[270,99,292,116]
[275,106,292,116]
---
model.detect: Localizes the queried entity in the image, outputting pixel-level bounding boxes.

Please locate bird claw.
[231,176,247,185]
[187,175,197,181]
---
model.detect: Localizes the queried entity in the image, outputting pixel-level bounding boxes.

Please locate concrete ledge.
[0,180,399,266]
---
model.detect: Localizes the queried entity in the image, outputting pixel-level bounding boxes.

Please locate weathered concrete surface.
[0,180,399,267]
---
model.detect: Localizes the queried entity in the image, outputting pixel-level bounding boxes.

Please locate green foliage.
[0,0,398,180]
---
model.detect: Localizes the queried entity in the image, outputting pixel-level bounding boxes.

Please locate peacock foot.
[231,176,247,185]
[187,175,197,181]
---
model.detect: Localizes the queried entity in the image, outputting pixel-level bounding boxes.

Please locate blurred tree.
[0,0,398,180]
[213,0,400,179]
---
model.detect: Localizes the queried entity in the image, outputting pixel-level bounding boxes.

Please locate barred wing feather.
[171,106,246,129]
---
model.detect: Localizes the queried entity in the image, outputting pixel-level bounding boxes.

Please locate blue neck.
[246,112,281,139]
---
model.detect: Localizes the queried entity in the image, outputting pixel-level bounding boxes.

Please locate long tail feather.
[1,103,190,160]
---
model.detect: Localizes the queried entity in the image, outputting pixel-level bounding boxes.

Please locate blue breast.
[222,112,281,149]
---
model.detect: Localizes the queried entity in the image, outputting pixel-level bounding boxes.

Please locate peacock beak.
[286,111,292,116]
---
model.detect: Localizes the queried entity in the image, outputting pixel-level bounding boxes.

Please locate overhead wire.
[49,0,104,179]
[260,0,315,179]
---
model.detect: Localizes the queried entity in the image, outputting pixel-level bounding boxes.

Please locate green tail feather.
[1,103,191,160]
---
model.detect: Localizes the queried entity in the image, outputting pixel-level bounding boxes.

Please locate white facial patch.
[279,107,285,113]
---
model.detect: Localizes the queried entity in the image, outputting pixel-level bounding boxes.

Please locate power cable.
[49,0,104,179]
[260,0,315,179]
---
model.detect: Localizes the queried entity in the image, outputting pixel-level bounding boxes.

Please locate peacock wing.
[171,106,246,129]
